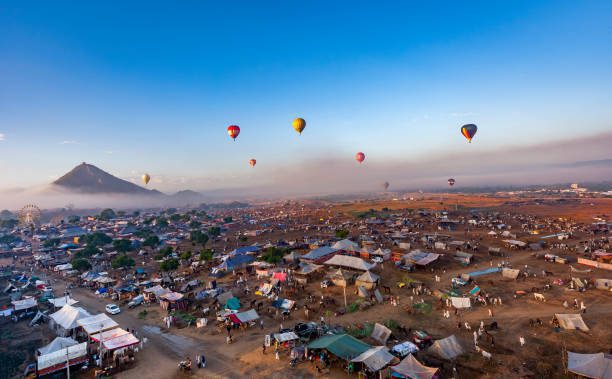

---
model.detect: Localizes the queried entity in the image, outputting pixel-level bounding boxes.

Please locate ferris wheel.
[19,204,42,228]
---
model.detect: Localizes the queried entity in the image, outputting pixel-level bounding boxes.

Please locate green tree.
[207,226,221,237]
[71,258,91,272]
[43,238,61,248]
[180,251,192,260]
[113,239,133,253]
[0,210,14,220]
[169,214,182,222]
[111,254,135,269]
[199,249,214,261]
[82,232,112,247]
[68,215,80,224]
[335,229,349,239]
[189,220,201,229]
[260,247,285,264]
[156,217,168,228]
[143,235,160,248]
[74,245,100,259]
[223,216,233,223]
[160,258,179,271]
[190,230,209,245]
[0,219,19,229]
[0,235,20,244]
[99,208,116,221]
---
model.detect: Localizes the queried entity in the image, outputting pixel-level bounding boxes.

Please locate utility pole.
[65,347,70,379]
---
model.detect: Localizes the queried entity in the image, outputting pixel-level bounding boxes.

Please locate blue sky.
[0,1,611,192]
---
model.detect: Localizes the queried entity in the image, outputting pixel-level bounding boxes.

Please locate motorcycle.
[178,360,192,371]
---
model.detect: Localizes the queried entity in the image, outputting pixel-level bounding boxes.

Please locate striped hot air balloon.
[293,118,306,135]
[460,124,477,143]
[227,125,240,140]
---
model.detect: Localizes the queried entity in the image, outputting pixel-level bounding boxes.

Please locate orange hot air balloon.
[293,118,306,135]
[460,124,477,143]
[355,152,365,164]
[249,159,256,167]
[227,125,240,140]
[142,173,151,185]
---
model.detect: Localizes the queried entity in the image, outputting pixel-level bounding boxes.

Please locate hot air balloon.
[448,178,455,186]
[227,125,240,140]
[383,182,389,191]
[249,159,256,168]
[460,124,477,143]
[142,173,150,185]
[355,152,365,164]
[293,118,306,135]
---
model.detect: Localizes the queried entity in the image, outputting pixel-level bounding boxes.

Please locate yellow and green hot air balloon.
[292,118,306,135]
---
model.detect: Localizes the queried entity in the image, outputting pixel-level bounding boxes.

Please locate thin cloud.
[60,140,79,145]
[0,133,5,141]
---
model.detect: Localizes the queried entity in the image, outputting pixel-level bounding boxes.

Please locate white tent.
[428,335,465,360]
[274,331,299,343]
[49,304,91,334]
[555,313,590,331]
[370,323,392,344]
[390,354,438,379]
[37,336,78,355]
[37,342,87,376]
[351,346,396,372]
[77,313,118,335]
[11,297,37,311]
[567,352,612,379]
[48,296,79,308]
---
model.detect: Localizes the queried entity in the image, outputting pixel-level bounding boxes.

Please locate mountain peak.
[53,163,158,195]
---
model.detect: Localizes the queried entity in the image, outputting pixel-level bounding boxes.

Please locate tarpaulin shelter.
[77,313,118,335]
[567,352,612,379]
[226,297,241,311]
[160,291,184,302]
[502,268,520,279]
[390,354,439,379]
[428,335,465,360]
[328,268,353,287]
[220,254,255,271]
[37,342,88,376]
[38,336,78,355]
[450,297,471,309]
[332,239,360,252]
[371,323,392,344]
[272,271,287,282]
[555,314,590,331]
[11,297,37,311]
[403,251,440,266]
[308,334,371,361]
[271,298,295,310]
[356,271,379,290]
[461,267,501,281]
[274,331,299,343]
[228,309,259,324]
[324,255,375,271]
[351,346,396,372]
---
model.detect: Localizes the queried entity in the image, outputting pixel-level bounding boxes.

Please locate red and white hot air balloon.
[227,125,240,140]
[355,152,365,164]
[249,159,256,168]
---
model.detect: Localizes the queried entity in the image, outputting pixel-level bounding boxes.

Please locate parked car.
[412,330,432,349]
[294,322,319,340]
[105,304,121,315]
[390,341,419,358]
[128,295,144,308]
[371,257,384,264]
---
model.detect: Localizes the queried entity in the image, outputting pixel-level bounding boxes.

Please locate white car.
[105,304,121,315]
[372,257,384,264]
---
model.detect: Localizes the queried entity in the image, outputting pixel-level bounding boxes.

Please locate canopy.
[77,313,118,335]
[567,352,612,379]
[12,297,37,311]
[160,291,184,302]
[102,331,139,350]
[390,354,439,379]
[50,304,91,331]
[403,251,440,266]
[428,335,465,360]
[90,327,129,343]
[555,313,590,331]
[502,268,520,279]
[143,285,169,297]
[37,342,87,375]
[38,337,78,355]
[274,331,299,343]
[229,309,260,324]
[308,334,371,361]
[324,255,375,271]
[351,346,395,372]
[48,296,79,307]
